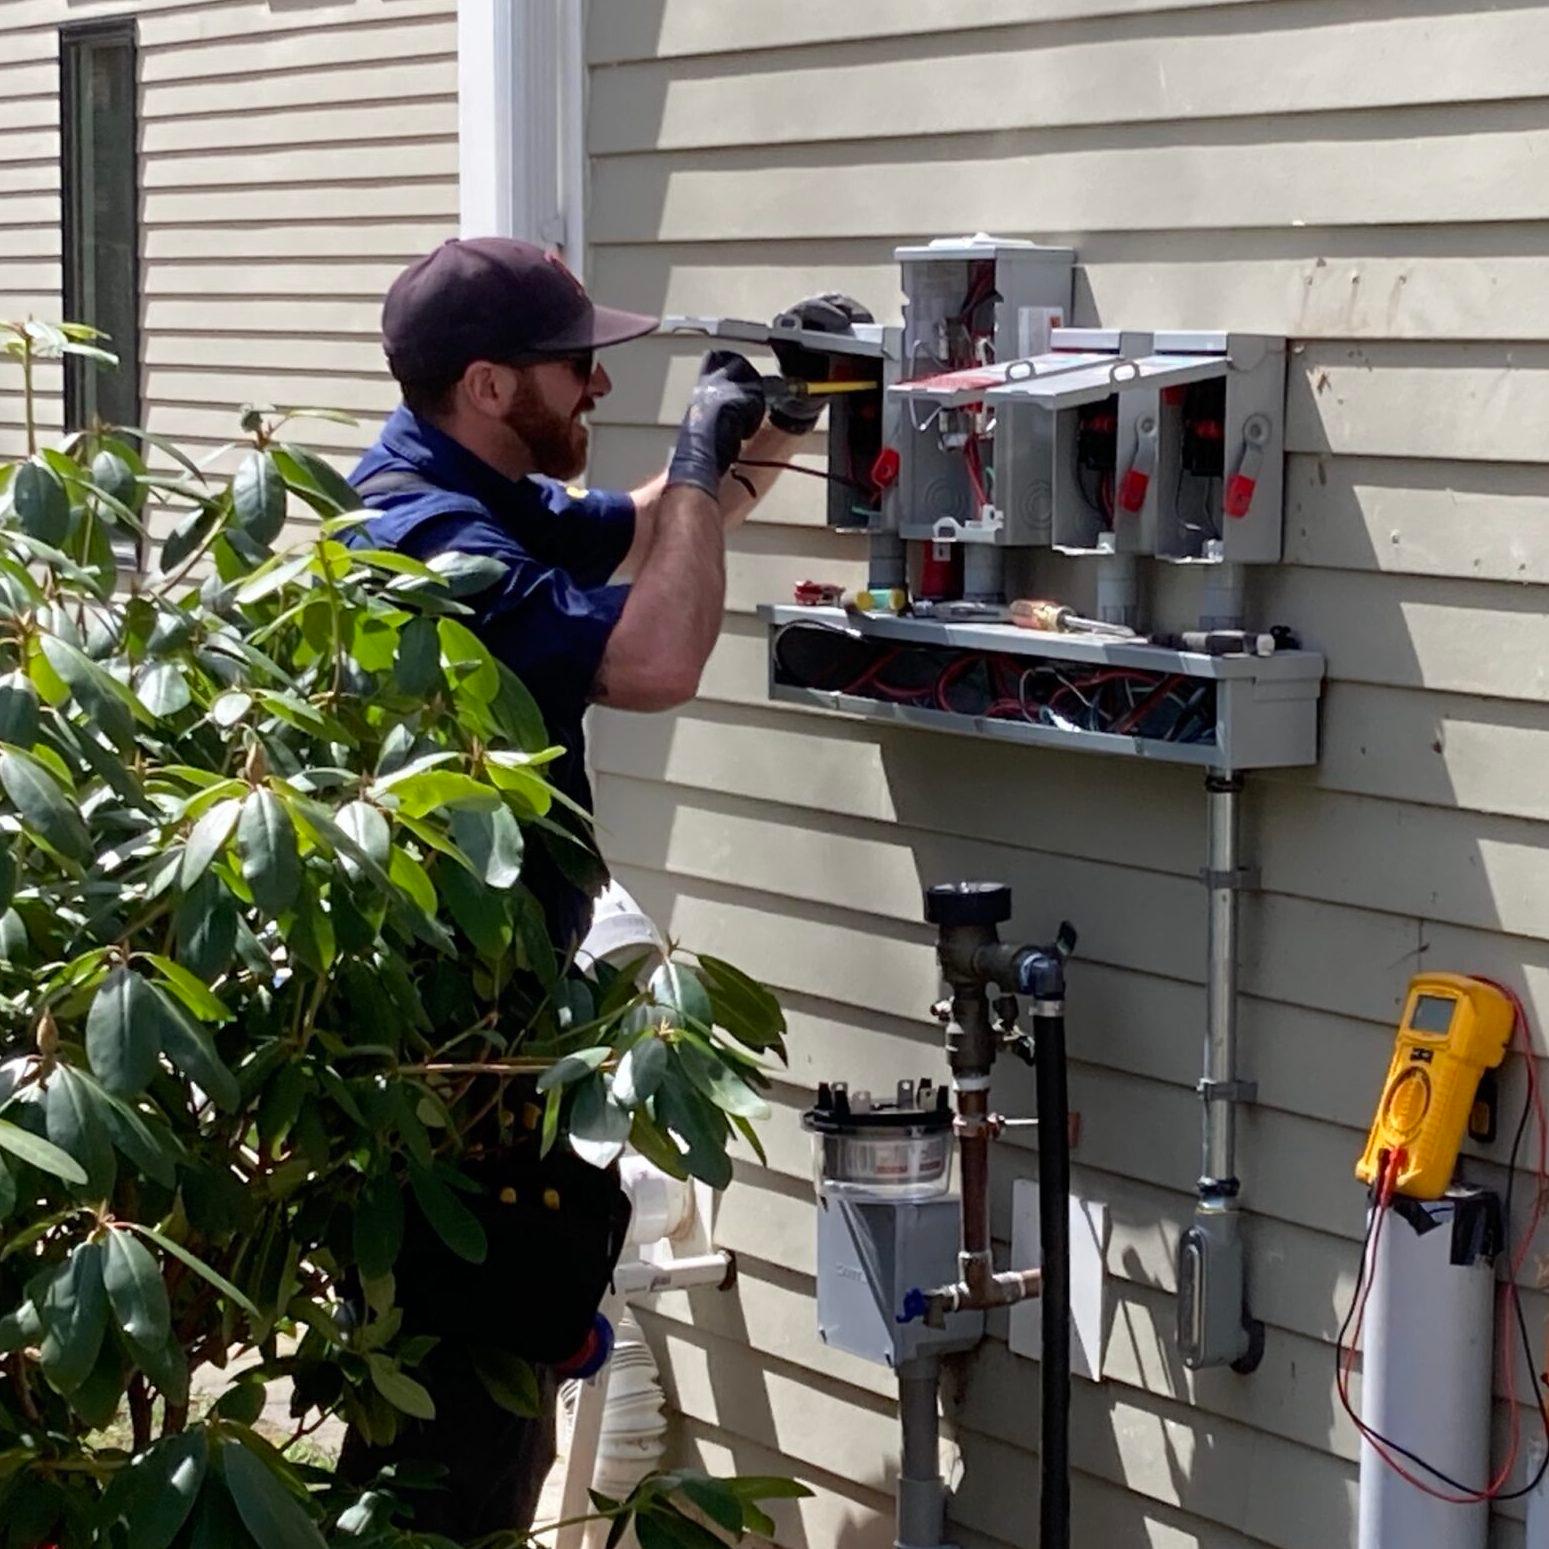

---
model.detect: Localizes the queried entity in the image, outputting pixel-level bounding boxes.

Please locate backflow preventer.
[805,882,1075,1549]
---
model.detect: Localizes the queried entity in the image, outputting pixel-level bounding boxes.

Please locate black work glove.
[666,349,766,497]
[767,292,876,434]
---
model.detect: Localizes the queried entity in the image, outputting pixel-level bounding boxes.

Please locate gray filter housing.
[815,1193,983,1367]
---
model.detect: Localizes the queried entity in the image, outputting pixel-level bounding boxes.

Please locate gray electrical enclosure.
[891,235,1074,549]
[765,606,1324,774]
[816,1193,983,1367]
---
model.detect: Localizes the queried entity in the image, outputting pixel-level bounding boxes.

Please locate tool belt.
[392,1148,633,1365]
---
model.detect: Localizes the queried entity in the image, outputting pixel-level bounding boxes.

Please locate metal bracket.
[1200,864,1259,891]
[1198,1077,1257,1104]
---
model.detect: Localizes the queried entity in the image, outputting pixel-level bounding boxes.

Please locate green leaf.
[232,451,287,545]
[383,768,502,818]
[211,689,253,728]
[649,962,713,1029]
[71,1335,128,1428]
[91,447,144,516]
[676,1474,745,1535]
[0,1115,87,1184]
[470,1348,541,1417]
[335,800,389,884]
[569,1074,632,1147]
[388,845,437,918]
[181,797,242,891]
[437,617,499,704]
[677,1039,771,1120]
[37,1240,107,1393]
[269,445,361,519]
[238,787,301,916]
[126,1223,261,1320]
[438,858,511,960]
[142,952,234,1023]
[449,804,524,889]
[98,1090,179,1188]
[613,1034,668,1108]
[366,1351,435,1419]
[625,1109,687,1177]
[137,660,192,718]
[407,1161,487,1265]
[636,1509,726,1549]
[103,1227,172,1350]
[155,986,240,1111]
[0,671,39,747]
[392,614,441,696]
[0,748,92,862]
[0,1157,13,1220]
[45,1066,116,1197]
[159,504,220,573]
[212,1380,267,1424]
[176,874,239,981]
[99,1430,208,1549]
[283,881,337,975]
[353,1172,404,1282]
[220,1438,328,1549]
[535,1046,609,1093]
[655,1071,733,1192]
[11,459,70,545]
[85,966,164,1096]
[697,955,788,1052]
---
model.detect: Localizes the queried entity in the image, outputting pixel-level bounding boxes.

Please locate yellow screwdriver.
[763,377,877,398]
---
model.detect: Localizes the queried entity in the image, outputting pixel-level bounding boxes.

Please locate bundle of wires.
[1336,983,1549,1504]
[772,626,1215,744]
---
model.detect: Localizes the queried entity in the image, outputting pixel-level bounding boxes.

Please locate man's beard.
[506,378,590,480]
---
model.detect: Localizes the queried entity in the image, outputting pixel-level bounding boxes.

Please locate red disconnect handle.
[1224,473,1257,518]
[1118,468,1149,513]
[870,447,901,491]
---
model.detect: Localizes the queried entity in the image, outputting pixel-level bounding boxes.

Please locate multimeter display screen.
[1410,994,1457,1035]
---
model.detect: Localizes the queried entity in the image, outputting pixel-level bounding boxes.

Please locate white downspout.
[457,0,563,244]
[558,0,588,278]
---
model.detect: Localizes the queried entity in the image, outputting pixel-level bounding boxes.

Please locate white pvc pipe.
[1357,1196,1493,1549]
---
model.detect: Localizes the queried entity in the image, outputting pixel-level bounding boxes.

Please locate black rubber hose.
[1033,1004,1071,1549]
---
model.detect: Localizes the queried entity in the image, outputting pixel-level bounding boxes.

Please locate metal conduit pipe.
[1176,772,1264,1373]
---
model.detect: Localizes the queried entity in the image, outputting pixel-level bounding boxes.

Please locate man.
[339,237,862,1538]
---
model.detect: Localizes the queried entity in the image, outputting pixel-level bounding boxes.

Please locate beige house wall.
[0,0,456,507]
[584,4,1549,1546]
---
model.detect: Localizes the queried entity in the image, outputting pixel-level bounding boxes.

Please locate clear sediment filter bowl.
[801,1078,954,1202]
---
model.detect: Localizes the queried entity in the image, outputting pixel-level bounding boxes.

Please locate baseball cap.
[382,237,659,382]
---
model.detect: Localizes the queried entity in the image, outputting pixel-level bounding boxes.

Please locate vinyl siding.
[583,3,1549,1546]
[0,0,455,543]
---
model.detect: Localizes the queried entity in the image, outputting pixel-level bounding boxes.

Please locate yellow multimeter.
[1357,973,1516,1200]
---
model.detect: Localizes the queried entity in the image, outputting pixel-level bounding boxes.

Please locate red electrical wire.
[1336,992,1548,1503]
[1112,674,1186,735]
[963,436,989,513]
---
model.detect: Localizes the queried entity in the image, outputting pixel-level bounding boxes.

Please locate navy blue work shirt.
[349,405,636,946]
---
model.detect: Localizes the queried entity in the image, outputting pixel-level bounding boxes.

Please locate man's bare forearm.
[593,483,725,710]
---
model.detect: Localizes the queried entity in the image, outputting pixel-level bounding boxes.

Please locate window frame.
[59,15,141,434]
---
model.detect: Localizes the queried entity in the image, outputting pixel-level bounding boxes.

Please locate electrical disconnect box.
[664,232,1321,775]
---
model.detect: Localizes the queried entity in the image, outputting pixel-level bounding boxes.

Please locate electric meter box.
[985,330,1287,565]
[658,314,905,543]
[815,1194,984,1367]
[890,235,1074,549]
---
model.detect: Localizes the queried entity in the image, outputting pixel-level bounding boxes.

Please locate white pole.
[1357,1194,1494,1549]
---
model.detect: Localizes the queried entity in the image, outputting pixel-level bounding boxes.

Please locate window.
[60,19,139,431]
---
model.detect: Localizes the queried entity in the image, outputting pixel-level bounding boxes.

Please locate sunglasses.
[506,349,595,379]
